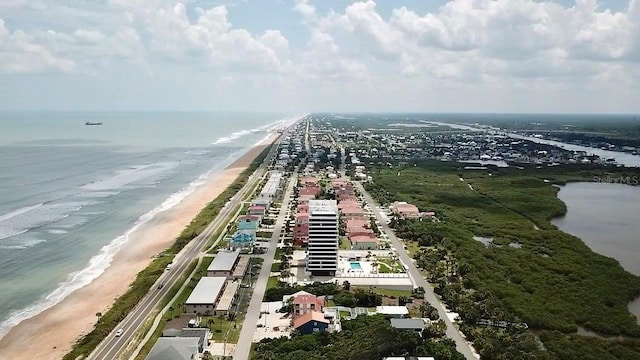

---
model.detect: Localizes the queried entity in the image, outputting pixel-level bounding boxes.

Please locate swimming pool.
[350,262,362,270]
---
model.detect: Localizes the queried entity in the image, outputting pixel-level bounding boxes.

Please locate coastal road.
[89,137,285,360]
[354,181,479,360]
[233,167,298,360]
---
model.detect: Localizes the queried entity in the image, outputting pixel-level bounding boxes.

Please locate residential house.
[350,235,379,250]
[291,291,326,319]
[230,231,254,249]
[237,215,259,239]
[146,337,200,360]
[293,213,309,246]
[376,306,409,318]
[248,205,266,217]
[390,318,428,336]
[391,202,420,218]
[293,311,330,335]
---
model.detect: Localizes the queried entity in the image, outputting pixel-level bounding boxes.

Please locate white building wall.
[307,200,339,275]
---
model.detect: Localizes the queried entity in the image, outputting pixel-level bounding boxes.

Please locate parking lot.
[253,301,292,342]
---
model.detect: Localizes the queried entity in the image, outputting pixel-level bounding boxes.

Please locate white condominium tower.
[307,200,339,276]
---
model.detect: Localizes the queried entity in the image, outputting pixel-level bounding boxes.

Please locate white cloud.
[0,18,75,73]
[297,0,640,83]
[299,30,367,80]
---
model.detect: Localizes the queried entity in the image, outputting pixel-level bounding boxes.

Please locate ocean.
[0,111,297,338]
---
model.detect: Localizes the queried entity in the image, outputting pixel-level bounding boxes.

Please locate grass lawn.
[339,236,352,250]
[404,241,420,256]
[353,286,412,298]
[339,311,351,319]
[270,262,280,272]
[376,257,404,274]
[266,276,279,290]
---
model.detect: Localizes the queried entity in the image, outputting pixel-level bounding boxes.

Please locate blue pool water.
[350,262,362,270]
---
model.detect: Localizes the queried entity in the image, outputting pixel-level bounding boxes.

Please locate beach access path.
[354,181,480,360]
[233,166,298,360]
[89,137,282,360]
[0,136,279,360]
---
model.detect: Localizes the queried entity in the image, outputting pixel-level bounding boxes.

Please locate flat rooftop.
[309,200,338,213]
[186,277,226,305]
[208,249,241,272]
[232,256,250,278]
[215,281,239,312]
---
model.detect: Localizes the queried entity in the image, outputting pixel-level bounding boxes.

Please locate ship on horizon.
[85,122,103,126]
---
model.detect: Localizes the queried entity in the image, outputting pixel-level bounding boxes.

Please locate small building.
[215,281,239,316]
[251,198,271,208]
[238,215,260,232]
[292,291,326,320]
[248,205,267,216]
[161,328,210,353]
[185,277,226,315]
[230,231,254,249]
[231,256,250,280]
[350,235,379,250]
[293,213,309,246]
[376,306,409,318]
[293,311,330,335]
[390,318,428,336]
[207,249,240,277]
[146,337,200,360]
[391,202,420,218]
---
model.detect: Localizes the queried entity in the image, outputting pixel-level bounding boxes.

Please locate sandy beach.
[0,135,278,360]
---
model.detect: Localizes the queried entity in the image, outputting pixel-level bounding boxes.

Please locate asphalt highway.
[89,138,283,360]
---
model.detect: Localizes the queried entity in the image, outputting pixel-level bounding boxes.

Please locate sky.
[0,0,639,113]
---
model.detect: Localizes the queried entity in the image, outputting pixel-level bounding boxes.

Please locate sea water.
[0,111,297,338]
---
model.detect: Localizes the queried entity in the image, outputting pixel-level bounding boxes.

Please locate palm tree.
[208,318,215,331]
[95,312,102,323]
[168,306,174,319]
[419,303,428,318]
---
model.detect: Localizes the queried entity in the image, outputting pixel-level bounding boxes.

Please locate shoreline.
[0,135,279,360]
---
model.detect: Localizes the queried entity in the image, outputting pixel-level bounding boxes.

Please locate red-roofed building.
[293,311,329,335]
[292,292,326,319]
[299,185,321,198]
[297,203,309,213]
[346,219,372,237]
[350,235,380,250]
[294,213,309,246]
[391,202,420,218]
[248,205,266,217]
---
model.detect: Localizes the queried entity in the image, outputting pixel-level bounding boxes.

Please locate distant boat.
[85,122,103,126]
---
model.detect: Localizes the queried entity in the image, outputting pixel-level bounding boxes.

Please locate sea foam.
[0,163,221,340]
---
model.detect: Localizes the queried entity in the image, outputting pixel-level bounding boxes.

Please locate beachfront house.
[237,215,260,233]
[230,231,255,249]
[146,337,200,360]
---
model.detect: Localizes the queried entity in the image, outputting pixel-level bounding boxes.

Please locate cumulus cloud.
[296,0,640,82]
[0,18,75,73]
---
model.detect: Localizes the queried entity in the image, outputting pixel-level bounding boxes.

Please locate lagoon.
[553,182,640,324]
